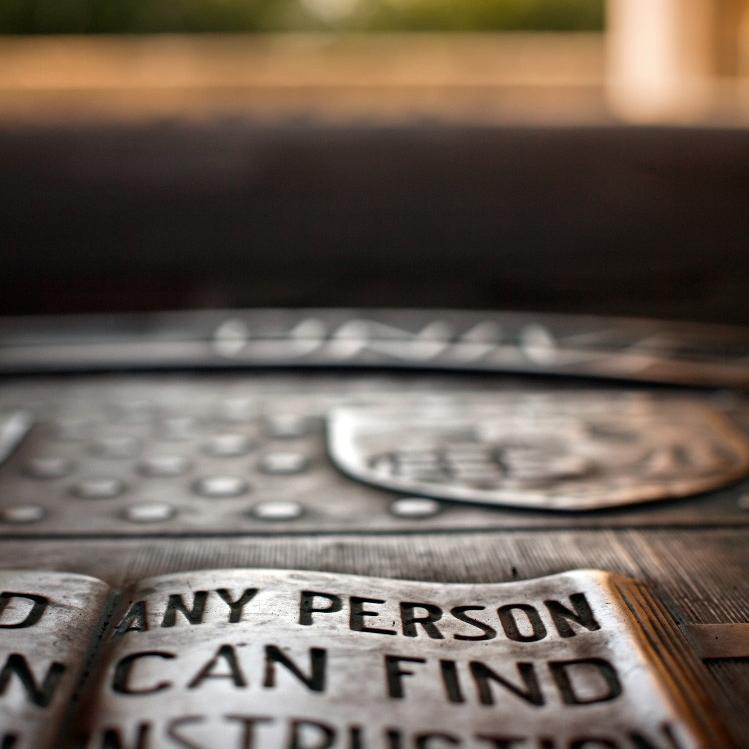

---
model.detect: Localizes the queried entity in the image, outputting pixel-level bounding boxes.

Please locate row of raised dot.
[264,414,311,439]
[90,435,140,459]
[23,448,310,482]
[389,497,442,518]
[91,433,259,459]
[50,411,316,445]
[117,500,306,522]
[192,475,249,497]
[0,504,46,524]
[251,500,304,520]
[72,477,127,499]
[0,496,446,525]
[259,452,309,475]
[24,456,74,479]
[138,454,192,477]
[123,502,176,522]
[0,501,300,524]
[158,416,197,441]
[216,399,255,423]
[52,419,91,442]
[119,500,308,522]
[72,463,308,498]
[204,433,254,457]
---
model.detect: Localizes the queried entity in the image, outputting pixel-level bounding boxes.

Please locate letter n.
[469,661,544,707]
[544,593,600,638]
[0,653,66,707]
[161,592,208,627]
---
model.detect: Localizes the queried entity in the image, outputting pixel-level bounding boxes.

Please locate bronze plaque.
[329,392,749,510]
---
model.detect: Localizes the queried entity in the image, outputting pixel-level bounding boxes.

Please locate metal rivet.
[251,500,304,521]
[112,400,154,424]
[258,452,309,475]
[138,454,191,478]
[390,497,443,519]
[90,436,140,460]
[193,475,249,498]
[72,477,126,499]
[204,433,254,458]
[23,456,74,479]
[265,415,309,439]
[53,419,92,442]
[158,416,198,442]
[0,504,46,524]
[216,399,255,423]
[123,502,176,523]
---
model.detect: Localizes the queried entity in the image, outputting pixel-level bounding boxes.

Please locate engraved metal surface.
[329,393,749,510]
[1,376,749,533]
[0,309,747,746]
[2,309,749,386]
[81,568,732,748]
[0,570,110,749]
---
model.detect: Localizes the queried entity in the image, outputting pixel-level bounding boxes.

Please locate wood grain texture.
[685,624,749,659]
[0,528,745,745]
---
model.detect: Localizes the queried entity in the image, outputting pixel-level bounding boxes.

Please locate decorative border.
[1,309,748,386]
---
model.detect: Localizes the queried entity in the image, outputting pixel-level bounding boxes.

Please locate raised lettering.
[439,660,464,704]
[216,589,259,623]
[544,594,600,639]
[451,606,496,641]
[0,653,65,707]
[112,651,175,695]
[415,733,460,748]
[162,592,208,628]
[287,719,336,749]
[474,737,525,749]
[549,659,622,705]
[263,646,326,692]
[225,715,274,749]
[350,597,396,636]
[0,593,48,629]
[167,715,205,749]
[114,601,148,636]
[469,661,545,706]
[298,592,342,626]
[384,655,426,699]
[188,645,247,690]
[400,603,444,639]
[99,723,151,749]
[497,605,547,643]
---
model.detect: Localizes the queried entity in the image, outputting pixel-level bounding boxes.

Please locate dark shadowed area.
[2,122,748,323]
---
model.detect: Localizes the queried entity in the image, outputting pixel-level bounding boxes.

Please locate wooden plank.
[685,624,749,659]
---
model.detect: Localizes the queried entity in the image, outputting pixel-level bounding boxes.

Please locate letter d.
[0,593,48,629]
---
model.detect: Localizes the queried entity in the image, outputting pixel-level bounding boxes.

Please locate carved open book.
[0,569,734,749]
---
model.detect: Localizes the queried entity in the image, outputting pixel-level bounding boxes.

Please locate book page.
[81,568,732,749]
[0,570,111,749]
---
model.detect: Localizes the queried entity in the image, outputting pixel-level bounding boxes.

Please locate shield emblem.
[327,392,749,510]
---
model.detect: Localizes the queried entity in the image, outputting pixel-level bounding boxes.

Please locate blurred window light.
[1,0,748,126]
[607,0,749,122]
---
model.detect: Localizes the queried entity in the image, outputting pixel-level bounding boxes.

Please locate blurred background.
[1,1,748,322]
